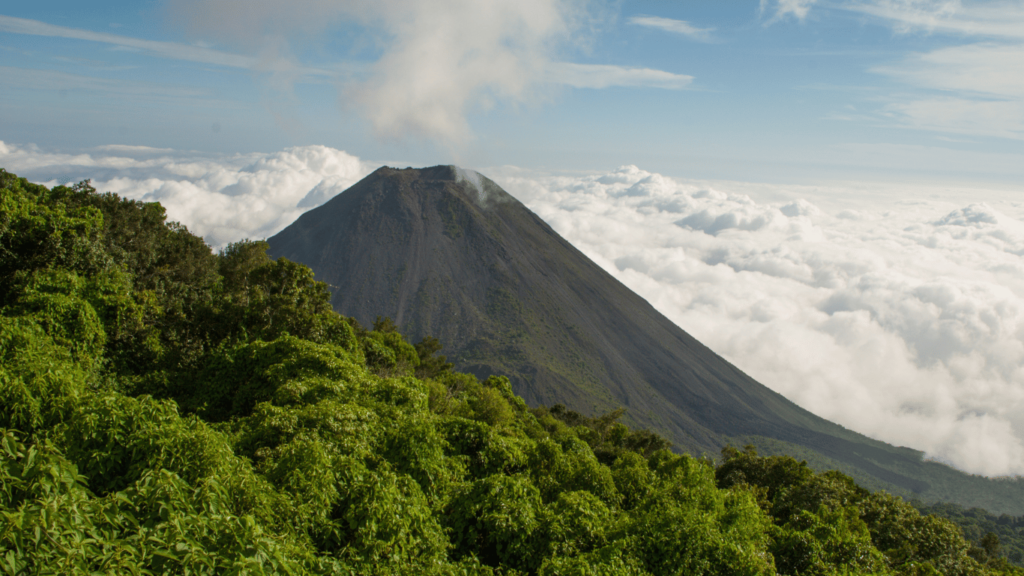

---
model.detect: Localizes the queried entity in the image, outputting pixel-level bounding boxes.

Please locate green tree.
[415,335,454,379]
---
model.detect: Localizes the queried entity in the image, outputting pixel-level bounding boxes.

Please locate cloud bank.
[5,141,1024,477]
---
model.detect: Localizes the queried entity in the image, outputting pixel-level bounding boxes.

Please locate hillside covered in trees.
[1,168,1022,574]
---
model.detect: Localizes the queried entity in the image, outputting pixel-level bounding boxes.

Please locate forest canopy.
[1,168,1021,575]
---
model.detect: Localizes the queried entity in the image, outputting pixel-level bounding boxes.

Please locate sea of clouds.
[498,167,1024,478]
[4,140,1024,478]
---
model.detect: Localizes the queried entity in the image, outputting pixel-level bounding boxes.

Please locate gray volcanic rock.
[268,165,1024,512]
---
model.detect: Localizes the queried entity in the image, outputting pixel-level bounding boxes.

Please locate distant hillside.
[268,165,1024,514]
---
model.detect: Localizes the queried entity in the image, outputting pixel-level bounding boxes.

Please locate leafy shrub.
[538,490,615,559]
[2,270,106,369]
[628,461,777,576]
[445,474,544,570]
[0,316,85,432]
[0,429,311,575]
[611,451,655,511]
[771,505,885,576]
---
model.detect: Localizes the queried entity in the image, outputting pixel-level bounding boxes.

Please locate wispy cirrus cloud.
[628,15,715,42]
[847,0,1024,38]
[872,43,1024,98]
[0,65,213,101]
[0,14,331,77]
[817,1,1024,140]
[884,98,1024,140]
[549,62,694,90]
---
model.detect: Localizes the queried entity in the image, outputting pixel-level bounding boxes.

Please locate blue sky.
[2,0,1022,186]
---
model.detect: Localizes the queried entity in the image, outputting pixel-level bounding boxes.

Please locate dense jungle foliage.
[1,167,1022,575]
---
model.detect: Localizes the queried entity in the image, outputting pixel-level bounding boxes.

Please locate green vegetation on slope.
[1,168,1022,575]
[914,502,1024,569]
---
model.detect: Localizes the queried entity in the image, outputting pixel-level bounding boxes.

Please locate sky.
[3,0,1023,184]
[3,0,1024,477]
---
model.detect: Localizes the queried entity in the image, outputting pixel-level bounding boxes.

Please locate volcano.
[267,165,1024,512]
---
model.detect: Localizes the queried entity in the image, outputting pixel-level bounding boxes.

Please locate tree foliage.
[2,169,1022,575]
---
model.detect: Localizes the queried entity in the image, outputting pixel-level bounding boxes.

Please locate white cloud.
[873,43,1024,98]
[8,141,1024,477]
[346,0,585,142]
[882,96,1024,140]
[547,63,693,90]
[761,0,820,22]
[628,15,715,41]
[163,0,587,143]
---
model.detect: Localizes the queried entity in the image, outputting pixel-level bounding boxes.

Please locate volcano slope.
[268,165,1024,513]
